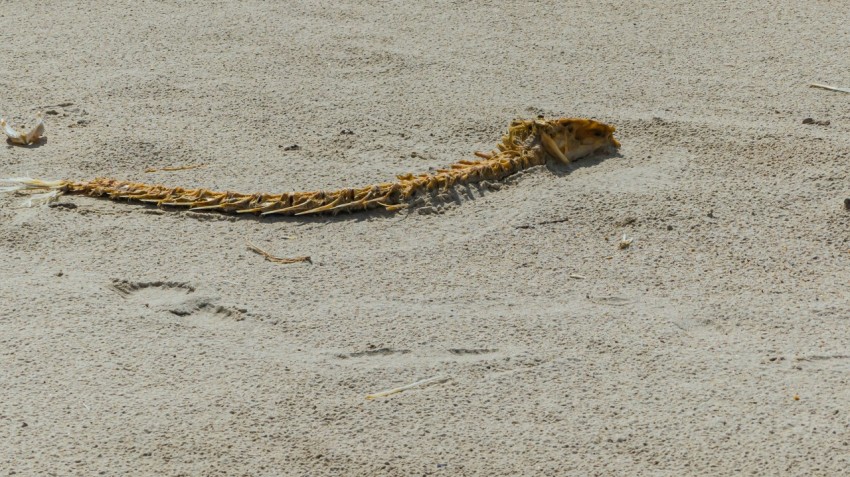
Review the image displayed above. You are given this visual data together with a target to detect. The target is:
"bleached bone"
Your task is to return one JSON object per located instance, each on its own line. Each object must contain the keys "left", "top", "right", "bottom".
{"left": 1, "top": 115, "right": 45, "bottom": 145}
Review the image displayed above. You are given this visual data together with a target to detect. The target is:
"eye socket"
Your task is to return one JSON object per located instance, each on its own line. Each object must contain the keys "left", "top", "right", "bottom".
{"left": 593, "top": 130, "right": 604, "bottom": 137}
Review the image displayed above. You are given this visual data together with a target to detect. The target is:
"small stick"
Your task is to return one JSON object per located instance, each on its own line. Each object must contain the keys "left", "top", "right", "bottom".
{"left": 366, "top": 375, "right": 450, "bottom": 400}
{"left": 144, "top": 163, "right": 206, "bottom": 173}
{"left": 246, "top": 241, "right": 311, "bottom": 264}
{"left": 569, "top": 274, "right": 586, "bottom": 279}
{"left": 810, "top": 83, "right": 850, "bottom": 94}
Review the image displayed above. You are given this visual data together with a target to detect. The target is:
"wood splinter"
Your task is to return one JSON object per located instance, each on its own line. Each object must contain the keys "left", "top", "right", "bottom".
{"left": 144, "top": 164, "right": 206, "bottom": 173}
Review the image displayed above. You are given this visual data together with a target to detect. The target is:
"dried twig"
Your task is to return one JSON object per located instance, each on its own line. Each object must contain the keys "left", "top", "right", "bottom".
{"left": 144, "top": 163, "right": 206, "bottom": 173}
{"left": 810, "top": 83, "right": 850, "bottom": 94}
{"left": 366, "top": 375, "right": 450, "bottom": 400}
{"left": 246, "top": 241, "right": 311, "bottom": 264}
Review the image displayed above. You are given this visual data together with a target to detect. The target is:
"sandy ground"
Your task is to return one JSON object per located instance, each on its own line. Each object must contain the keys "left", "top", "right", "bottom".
{"left": 2, "top": 1, "right": 850, "bottom": 475}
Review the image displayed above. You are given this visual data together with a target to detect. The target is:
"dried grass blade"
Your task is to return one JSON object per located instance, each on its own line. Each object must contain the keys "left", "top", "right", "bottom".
{"left": 366, "top": 375, "right": 450, "bottom": 400}
{"left": 246, "top": 241, "right": 311, "bottom": 264}
{"left": 810, "top": 83, "right": 850, "bottom": 94}
{"left": 145, "top": 164, "right": 206, "bottom": 173}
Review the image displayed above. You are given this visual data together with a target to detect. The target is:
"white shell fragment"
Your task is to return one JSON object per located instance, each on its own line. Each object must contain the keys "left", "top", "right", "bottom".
{"left": 1, "top": 114, "right": 45, "bottom": 145}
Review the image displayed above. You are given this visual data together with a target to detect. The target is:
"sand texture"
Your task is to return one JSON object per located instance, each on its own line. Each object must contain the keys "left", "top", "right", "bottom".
{"left": 2, "top": 1, "right": 850, "bottom": 475}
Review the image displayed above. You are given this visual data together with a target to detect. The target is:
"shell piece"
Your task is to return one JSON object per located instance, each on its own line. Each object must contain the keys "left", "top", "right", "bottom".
{"left": 1, "top": 115, "right": 45, "bottom": 145}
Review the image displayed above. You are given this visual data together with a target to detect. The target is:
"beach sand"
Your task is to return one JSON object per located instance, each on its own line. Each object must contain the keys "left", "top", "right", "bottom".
{"left": 2, "top": 1, "right": 850, "bottom": 474}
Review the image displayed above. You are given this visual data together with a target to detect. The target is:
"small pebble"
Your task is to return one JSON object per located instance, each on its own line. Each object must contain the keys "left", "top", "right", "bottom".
{"left": 417, "top": 206, "right": 438, "bottom": 215}
{"left": 48, "top": 202, "right": 77, "bottom": 209}
{"left": 802, "top": 118, "right": 830, "bottom": 126}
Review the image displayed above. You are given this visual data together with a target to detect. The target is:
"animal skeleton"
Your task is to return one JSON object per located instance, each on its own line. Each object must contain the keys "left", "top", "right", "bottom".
{"left": 1, "top": 117, "right": 619, "bottom": 215}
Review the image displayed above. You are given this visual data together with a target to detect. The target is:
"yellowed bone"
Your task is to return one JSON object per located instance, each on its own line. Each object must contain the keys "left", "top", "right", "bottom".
{"left": 0, "top": 117, "right": 619, "bottom": 214}
{"left": 540, "top": 131, "right": 570, "bottom": 164}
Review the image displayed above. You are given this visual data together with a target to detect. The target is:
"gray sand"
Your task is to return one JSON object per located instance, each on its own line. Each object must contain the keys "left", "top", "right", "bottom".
{"left": 2, "top": 1, "right": 850, "bottom": 475}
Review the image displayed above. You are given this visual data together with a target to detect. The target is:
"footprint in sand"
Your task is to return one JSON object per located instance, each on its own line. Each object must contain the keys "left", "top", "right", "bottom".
{"left": 335, "top": 348, "right": 411, "bottom": 359}
{"left": 110, "top": 279, "right": 242, "bottom": 322}
{"left": 447, "top": 348, "right": 499, "bottom": 355}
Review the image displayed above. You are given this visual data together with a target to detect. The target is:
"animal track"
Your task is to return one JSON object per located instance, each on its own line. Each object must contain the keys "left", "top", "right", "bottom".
{"left": 448, "top": 348, "right": 498, "bottom": 355}
{"left": 796, "top": 354, "right": 850, "bottom": 362}
{"left": 794, "top": 354, "right": 850, "bottom": 372}
{"left": 111, "top": 279, "right": 195, "bottom": 296}
{"left": 167, "top": 299, "right": 241, "bottom": 321}
{"left": 335, "top": 348, "right": 411, "bottom": 359}
{"left": 335, "top": 347, "right": 502, "bottom": 362}
{"left": 588, "top": 295, "right": 635, "bottom": 306}
{"left": 111, "top": 279, "right": 241, "bottom": 321}
{"left": 39, "top": 102, "right": 90, "bottom": 129}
